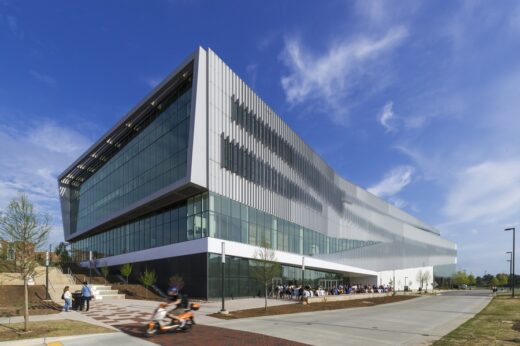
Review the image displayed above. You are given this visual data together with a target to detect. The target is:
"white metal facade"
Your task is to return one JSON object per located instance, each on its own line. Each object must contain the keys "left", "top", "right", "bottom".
{"left": 202, "top": 48, "right": 456, "bottom": 274}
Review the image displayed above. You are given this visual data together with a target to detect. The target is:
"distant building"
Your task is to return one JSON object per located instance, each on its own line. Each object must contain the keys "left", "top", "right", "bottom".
{"left": 58, "top": 48, "right": 457, "bottom": 298}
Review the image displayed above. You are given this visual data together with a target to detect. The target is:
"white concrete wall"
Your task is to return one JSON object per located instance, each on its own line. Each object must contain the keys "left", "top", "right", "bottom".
{"left": 378, "top": 266, "right": 434, "bottom": 291}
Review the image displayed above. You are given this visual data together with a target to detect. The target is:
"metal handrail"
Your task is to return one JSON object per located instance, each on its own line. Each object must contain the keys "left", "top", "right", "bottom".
{"left": 66, "top": 267, "right": 76, "bottom": 285}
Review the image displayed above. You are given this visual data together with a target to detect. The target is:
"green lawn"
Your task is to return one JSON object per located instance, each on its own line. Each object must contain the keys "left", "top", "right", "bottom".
{"left": 433, "top": 296, "right": 520, "bottom": 345}
{"left": 0, "top": 319, "right": 114, "bottom": 341}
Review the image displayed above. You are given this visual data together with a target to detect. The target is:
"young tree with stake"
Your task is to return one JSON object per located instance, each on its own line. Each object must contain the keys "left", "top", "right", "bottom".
{"left": 251, "top": 241, "right": 281, "bottom": 311}
{"left": 0, "top": 194, "right": 50, "bottom": 332}
{"left": 120, "top": 263, "right": 132, "bottom": 284}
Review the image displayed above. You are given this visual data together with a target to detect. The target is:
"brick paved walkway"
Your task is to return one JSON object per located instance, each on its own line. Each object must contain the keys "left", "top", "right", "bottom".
{"left": 118, "top": 323, "right": 309, "bottom": 346}
{"left": 82, "top": 302, "right": 151, "bottom": 326}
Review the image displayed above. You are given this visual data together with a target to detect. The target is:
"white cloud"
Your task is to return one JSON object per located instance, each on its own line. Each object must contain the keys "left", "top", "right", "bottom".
{"left": 509, "top": 4, "right": 520, "bottom": 35}
{"left": 367, "top": 165, "right": 414, "bottom": 197}
{"left": 246, "top": 64, "right": 258, "bottom": 89}
{"left": 29, "top": 70, "right": 56, "bottom": 87}
{"left": 443, "top": 160, "right": 520, "bottom": 224}
{"left": 0, "top": 121, "right": 92, "bottom": 247}
{"left": 2, "top": 15, "right": 24, "bottom": 39}
{"left": 280, "top": 26, "right": 408, "bottom": 124}
{"left": 378, "top": 101, "right": 395, "bottom": 132}
{"left": 143, "top": 77, "right": 161, "bottom": 89}
{"left": 388, "top": 197, "right": 408, "bottom": 209}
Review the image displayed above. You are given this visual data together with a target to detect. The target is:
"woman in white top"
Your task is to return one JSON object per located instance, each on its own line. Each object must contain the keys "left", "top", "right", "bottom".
{"left": 63, "top": 286, "right": 72, "bottom": 312}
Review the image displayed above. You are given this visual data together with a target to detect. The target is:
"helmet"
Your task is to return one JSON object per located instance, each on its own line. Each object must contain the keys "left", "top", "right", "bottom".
{"left": 167, "top": 286, "right": 178, "bottom": 296}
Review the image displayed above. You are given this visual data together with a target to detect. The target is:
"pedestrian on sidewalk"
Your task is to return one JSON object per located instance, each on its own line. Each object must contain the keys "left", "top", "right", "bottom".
{"left": 80, "top": 281, "right": 93, "bottom": 311}
{"left": 63, "top": 286, "right": 72, "bottom": 312}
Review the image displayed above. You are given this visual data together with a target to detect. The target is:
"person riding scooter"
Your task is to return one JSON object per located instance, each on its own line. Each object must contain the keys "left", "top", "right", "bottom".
{"left": 166, "top": 287, "right": 187, "bottom": 329}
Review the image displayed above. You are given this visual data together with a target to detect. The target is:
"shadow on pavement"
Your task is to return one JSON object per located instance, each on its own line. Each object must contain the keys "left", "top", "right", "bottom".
{"left": 116, "top": 323, "right": 308, "bottom": 346}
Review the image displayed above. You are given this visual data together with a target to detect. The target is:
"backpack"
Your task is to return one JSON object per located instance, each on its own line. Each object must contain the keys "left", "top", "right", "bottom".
{"left": 61, "top": 293, "right": 65, "bottom": 300}
{"left": 180, "top": 294, "right": 189, "bottom": 309}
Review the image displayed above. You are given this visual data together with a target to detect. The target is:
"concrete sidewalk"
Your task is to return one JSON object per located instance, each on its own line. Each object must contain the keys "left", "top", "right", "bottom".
{"left": 0, "top": 297, "right": 298, "bottom": 345}
{"left": 0, "top": 332, "right": 157, "bottom": 346}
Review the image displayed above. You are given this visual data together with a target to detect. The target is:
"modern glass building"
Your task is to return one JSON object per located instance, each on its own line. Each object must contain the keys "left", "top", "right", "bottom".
{"left": 59, "top": 48, "right": 457, "bottom": 298}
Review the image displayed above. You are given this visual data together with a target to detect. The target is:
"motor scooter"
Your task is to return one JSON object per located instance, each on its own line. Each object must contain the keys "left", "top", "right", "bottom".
{"left": 145, "top": 302, "right": 200, "bottom": 336}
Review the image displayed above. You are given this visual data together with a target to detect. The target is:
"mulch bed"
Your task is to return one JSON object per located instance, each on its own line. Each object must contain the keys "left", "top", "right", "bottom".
{"left": 209, "top": 295, "right": 417, "bottom": 319}
{"left": 114, "top": 284, "right": 166, "bottom": 301}
{"left": 117, "top": 323, "right": 308, "bottom": 346}
{"left": 0, "top": 285, "right": 61, "bottom": 317}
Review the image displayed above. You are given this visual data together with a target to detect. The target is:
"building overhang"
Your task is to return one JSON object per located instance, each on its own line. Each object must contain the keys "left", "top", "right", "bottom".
{"left": 79, "top": 237, "right": 378, "bottom": 278}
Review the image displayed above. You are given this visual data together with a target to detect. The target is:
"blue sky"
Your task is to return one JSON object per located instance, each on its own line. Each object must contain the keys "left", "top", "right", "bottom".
{"left": 1, "top": 0, "right": 519, "bottom": 276}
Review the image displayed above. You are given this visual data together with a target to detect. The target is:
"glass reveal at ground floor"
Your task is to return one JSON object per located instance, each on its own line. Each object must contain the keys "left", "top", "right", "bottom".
{"left": 107, "top": 252, "right": 354, "bottom": 299}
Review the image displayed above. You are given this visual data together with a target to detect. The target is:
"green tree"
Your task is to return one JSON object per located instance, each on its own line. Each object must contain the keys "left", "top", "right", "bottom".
{"left": 497, "top": 273, "right": 509, "bottom": 287}
{"left": 452, "top": 271, "right": 469, "bottom": 287}
{"left": 139, "top": 268, "right": 157, "bottom": 299}
{"left": 490, "top": 277, "right": 499, "bottom": 287}
{"left": 251, "top": 241, "right": 281, "bottom": 311}
{"left": 120, "top": 263, "right": 132, "bottom": 284}
{"left": 0, "top": 193, "right": 51, "bottom": 332}
{"left": 54, "top": 242, "right": 71, "bottom": 265}
{"left": 468, "top": 274, "right": 476, "bottom": 287}
{"left": 100, "top": 264, "right": 109, "bottom": 284}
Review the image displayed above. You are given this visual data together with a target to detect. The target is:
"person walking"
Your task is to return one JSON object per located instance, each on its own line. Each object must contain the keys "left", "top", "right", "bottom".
{"left": 80, "top": 281, "right": 93, "bottom": 311}
{"left": 63, "top": 286, "right": 72, "bottom": 312}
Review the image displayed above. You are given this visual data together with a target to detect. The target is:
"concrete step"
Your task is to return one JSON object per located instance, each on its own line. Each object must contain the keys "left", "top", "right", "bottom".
{"left": 95, "top": 289, "right": 119, "bottom": 295}
{"left": 90, "top": 284, "right": 125, "bottom": 300}
{"left": 95, "top": 294, "right": 126, "bottom": 300}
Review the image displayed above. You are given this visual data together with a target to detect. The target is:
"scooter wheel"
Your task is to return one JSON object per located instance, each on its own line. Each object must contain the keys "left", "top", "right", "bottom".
{"left": 145, "top": 324, "right": 158, "bottom": 336}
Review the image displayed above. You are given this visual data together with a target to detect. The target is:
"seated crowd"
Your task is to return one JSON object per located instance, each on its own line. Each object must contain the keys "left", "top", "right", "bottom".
{"left": 274, "top": 284, "right": 392, "bottom": 300}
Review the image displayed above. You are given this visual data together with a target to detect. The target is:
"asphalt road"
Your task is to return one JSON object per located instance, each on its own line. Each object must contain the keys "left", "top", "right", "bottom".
{"left": 206, "top": 290, "right": 492, "bottom": 346}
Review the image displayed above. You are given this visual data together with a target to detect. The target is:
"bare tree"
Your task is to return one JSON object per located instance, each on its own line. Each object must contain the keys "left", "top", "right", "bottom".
{"left": 0, "top": 194, "right": 50, "bottom": 331}
{"left": 416, "top": 270, "right": 424, "bottom": 291}
{"left": 421, "top": 271, "right": 432, "bottom": 293}
{"left": 251, "top": 241, "right": 281, "bottom": 311}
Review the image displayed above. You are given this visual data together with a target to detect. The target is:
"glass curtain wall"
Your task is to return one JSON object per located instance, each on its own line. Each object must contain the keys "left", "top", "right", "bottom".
{"left": 207, "top": 253, "right": 346, "bottom": 298}
{"left": 74, "top": 82, "right": 192, "bottom": 232}
{"left": 71, "top": 192, "right": 376, "bottom": 262}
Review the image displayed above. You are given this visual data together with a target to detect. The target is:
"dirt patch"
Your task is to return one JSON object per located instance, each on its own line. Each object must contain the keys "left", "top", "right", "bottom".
{"left": 0, "top": 285, "right": 61, "bottom": 317}
{"left": 209, "top": 295, "right": 417, "bottom": 319}
{"left": 0, "top": 319, "right": 114, "bottom": 341}
{"left": 0, "top": 260, "right": 17, "bottom": 273}
{"left": 117, "top": 323, "right": 308, "bottom": 345}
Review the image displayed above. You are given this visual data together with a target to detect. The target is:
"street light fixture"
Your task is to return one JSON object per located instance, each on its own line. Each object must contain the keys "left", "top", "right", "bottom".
{"left": 505, "top": 227, "right": 515, "bottom": 298}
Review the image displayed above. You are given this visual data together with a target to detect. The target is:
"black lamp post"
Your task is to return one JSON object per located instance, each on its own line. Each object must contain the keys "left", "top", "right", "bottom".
{"left": 507, "top": 251, "right": 513, "bottom": 292}
{"left": 220, "top": 242, "right": 227, "bottom": 314}
{"left": 302, "top": 256, "right": 305, "bottom": 287}
{"left": 505, "top": 228, "right": 515, "bottom": 297}
{"left": 89, "top": 250, "right": 93, "bottom": 284}
{"left": 45, "top": 244, "right": 50, "bottom": 300}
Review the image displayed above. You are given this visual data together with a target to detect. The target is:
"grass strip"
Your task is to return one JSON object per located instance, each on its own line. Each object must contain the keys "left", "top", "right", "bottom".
{"left": 0, "top": 319, "right": 114, "bottom": 341}
{"left": 433, "top": 296, "right": 520, "bottom": 345}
